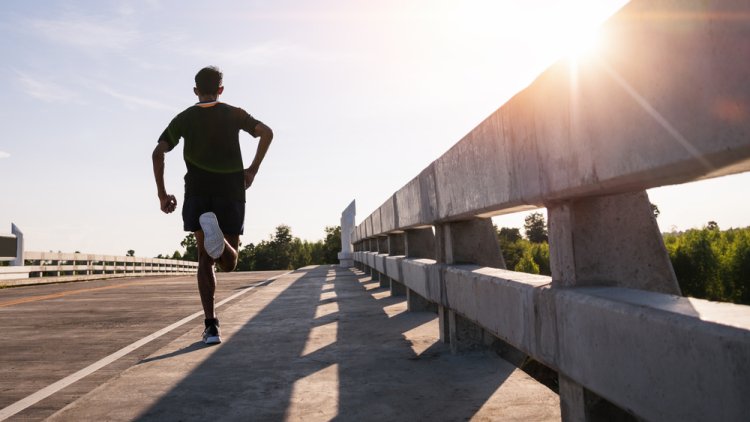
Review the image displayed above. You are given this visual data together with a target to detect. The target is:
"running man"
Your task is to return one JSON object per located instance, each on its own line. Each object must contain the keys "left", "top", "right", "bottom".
{"left": 151, "top": 66, "right": 273, "bottom": 344}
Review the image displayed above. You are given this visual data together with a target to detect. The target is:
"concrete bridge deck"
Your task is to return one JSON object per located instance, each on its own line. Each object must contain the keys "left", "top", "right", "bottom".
{"left": 1, "top": 266, "right": 559, "bottom": 421}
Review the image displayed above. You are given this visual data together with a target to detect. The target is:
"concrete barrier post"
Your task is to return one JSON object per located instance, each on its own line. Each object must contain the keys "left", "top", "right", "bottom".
{"left": 404, "top": 227, "right": 438, "bottom": 312}
{"left": 548, "top": 190, "right": 681, "bottom": 420}
{"left": 387, "top": 233, "right": 406, "bottom": 296}
{"left": 435, "top": 218, "right": 505, "bottom": 351}
{"left": 338, "top": 200, "right": 356, "bottom": 268}
{"left": 548, "top": 190, "right": 680, "bottom": 294}
{"left": 406, "top": 288, "right": 435, "bottom": 312}
{"left": 559, "top": 374, "right": 589, "bottom": 422}
{"left": 11, "top": 223, "right": 23, "bottom": 266}
{"left": 365, "top": 240, "right": 379, "bottom": 281}
{"left": 436, "top": 218, "right": 505, "bottom": 268}
{"left": 376, "top": 236, "right": 390, "bottom": 288}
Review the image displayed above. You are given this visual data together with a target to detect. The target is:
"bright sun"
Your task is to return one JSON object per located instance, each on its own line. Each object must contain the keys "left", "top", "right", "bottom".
{"left": 559, "top": 25, "right": 603, "bottom": 59}
{"left": 450, "top": 0, "right": 626, "bottom": 64}
{"left": 537, "top": 3, "right": 614, "bottom": 61}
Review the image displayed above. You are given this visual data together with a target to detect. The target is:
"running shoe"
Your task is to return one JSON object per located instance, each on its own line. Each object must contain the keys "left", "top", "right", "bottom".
{"left": 199, "top": 212, "right": 225, "bottom": 259}
{"left": 203, "top": 318, "right": 222, "bottom": 344}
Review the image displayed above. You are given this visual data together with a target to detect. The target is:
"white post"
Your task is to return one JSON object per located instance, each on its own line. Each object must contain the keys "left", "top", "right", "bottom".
{"left": 11, "top": 223, "right": 23, "bottom": 266}
{"left": 338, "top": 200, "right": 356, "bottom": 268}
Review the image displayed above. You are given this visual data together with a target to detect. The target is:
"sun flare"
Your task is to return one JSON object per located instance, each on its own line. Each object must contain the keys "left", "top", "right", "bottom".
{"left": 559, "top": 25, "right": 603, "bottom": 59}
{"left": 538, "top": 3, "right": 614, "bottom": 62}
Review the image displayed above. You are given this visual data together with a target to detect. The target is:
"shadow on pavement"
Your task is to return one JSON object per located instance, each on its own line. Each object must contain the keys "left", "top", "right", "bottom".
{"left": 134, "top": 266, "right": 514, "bottom": 421}
{"left": 137, "top": 341, "right": 205, "bottom": 365}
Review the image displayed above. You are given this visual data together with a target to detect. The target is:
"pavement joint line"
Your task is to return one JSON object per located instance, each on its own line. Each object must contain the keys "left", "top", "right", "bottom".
{"left": 0, "top": 272, "right": 289, "bottom": 421}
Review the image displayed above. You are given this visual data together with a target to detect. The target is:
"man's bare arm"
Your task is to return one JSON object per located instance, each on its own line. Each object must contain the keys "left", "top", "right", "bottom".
{"left": 245, "top": 122, "right": 273, "bottom": 189}
{"left": 152, "top": 140, "right": 177, "bottom": 213}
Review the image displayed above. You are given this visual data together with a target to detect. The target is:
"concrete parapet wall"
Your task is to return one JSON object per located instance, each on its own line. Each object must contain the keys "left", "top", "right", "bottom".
{"left": 395, "top": 165, "right": 439, "bottom": 229}
{"left": 384, "top": 256, "right": 403, "bottom": 283}
{"left": 379, "top": 197, "right": 397, "bottom": 233}
{"left": 549, "top": 287, "right": 750, "bottom": 422}
{"left": 374, "top": 254, "right": 387, "bottom": 274}
{"left": 399, "top": 259, "right": 442, "bottom": 303}
{"left": 353, "top": 255, "right": 750, "bottom": 421}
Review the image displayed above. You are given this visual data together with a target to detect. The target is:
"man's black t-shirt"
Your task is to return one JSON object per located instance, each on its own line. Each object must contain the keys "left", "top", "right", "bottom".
{"left": 159, "top": 101, "right": 261, "bottom": 202}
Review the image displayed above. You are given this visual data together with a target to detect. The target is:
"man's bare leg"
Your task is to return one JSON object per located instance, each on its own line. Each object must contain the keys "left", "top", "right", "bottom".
{"left": 195, "top": 230, "right": 217, "bottom": 319}
{"left": 216, "top": 234, "right": 240, "bottom": 273}
{"left": 194, "top": 231, "right": 240, "bottom": 319}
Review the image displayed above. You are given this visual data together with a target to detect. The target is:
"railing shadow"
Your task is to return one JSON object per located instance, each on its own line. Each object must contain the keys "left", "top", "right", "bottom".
{"left": 331, "top": 267, "right": 516, "bottom": 421}
{"left": 133, "top": 266, "right": 521, "bottom": 421}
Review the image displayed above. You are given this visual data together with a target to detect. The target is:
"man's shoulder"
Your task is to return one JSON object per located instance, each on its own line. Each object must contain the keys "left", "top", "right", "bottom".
{"left": 217, "top": 102, "right": 247, "bottom": 113}
{"left": 219, "top": 102, "right": 256, "bottom": 119}
{"left": 175, "top": 104, "right": 200, "bottom": 118}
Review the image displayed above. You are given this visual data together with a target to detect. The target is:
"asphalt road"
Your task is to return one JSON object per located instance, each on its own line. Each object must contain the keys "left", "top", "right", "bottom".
{"left": 0, "top": 271, "right": 287, "bottom": 421}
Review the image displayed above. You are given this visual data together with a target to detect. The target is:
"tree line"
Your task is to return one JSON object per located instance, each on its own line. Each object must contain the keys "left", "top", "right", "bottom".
{"left": 156, "top": 225, "right": 342, "bottom": 271}
{"left": 663, "top": 223, "right": 750, "bottom": 304}
{"left": 495, "top": 212, "right": 750, "bottom": 305}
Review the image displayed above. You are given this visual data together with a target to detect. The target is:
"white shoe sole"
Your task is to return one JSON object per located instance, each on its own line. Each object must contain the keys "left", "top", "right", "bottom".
{"left": 203, "top": 335, "right": 222, "bottom": 345}
{"left": 199, "top": 212, "right": 225, "bottom": 259}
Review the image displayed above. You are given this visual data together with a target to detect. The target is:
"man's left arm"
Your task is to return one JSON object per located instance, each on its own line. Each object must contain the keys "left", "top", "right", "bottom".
{"left": 244, "top": 122, "right": 273, "bottom": 189}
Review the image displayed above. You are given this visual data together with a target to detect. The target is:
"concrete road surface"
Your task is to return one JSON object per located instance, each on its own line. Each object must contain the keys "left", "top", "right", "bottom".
{"left": 1, "top": 266, "right": 560, "bottom": 421}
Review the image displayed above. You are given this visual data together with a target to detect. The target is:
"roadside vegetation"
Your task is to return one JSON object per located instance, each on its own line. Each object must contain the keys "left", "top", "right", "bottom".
{"left": 157, "top": 225, "right": 341, "bottom": 271}
{"left": 495, "top": 212, "right": 750, "bottom": 305}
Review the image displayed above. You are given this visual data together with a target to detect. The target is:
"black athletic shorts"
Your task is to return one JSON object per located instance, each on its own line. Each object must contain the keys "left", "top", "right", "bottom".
{"left": 182, "top": 196, "right": 245, "bottom": 235}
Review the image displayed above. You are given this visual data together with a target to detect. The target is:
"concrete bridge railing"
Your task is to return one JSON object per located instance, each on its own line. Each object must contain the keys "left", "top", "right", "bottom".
{"left": 0, "top": 226, "right": 197, "bottom": 286}
{"left": 346, "top": 0, "right": 750, "bottom": 420}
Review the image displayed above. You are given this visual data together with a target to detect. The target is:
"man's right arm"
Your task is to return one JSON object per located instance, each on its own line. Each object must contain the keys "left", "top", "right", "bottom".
{"left": 152, "top": 140, "right": 177, "bottom": 214}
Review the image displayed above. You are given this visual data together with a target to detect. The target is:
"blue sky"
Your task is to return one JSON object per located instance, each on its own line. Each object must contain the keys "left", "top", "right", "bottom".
{"left": 1, "top": 0, "right": 748, "bottom": 257}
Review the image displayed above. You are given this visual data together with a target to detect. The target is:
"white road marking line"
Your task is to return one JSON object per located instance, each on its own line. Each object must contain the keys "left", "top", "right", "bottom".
{"left": 0, "top": 274, "right": 286, "bottom": 421}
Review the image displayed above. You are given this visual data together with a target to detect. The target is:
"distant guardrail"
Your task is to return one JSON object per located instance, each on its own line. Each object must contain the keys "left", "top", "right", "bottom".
{"left": 0, "top": 251, "right": 197, "bottom": 287}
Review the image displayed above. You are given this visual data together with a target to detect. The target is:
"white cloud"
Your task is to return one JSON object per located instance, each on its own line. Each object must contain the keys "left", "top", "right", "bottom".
{"left": 98, "top": 84, "right": 174, "bottom": 111}
{"left": 15, "top": 71, "right": 79, "bottom": 103}
{"left": 30, "top": 14, "right": 139, "bottom": 50}
{"left": 0, "top": 151, "right": 10, "bottom": 159}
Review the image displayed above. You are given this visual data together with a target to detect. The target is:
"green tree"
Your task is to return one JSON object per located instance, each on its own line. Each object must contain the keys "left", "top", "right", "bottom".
{"left": 126, "top": 250, "right": 135, "bottom": 257}
{"left": 179, "top": 224, "right": 354, "bottom": 271}
{"left": 530, "top": 242, "right": 551, "bottom": 276}
{"left": 666, "top": 228, "right": 722, "bottom": 301}
{"left": 237, "top": 243, "right": 256, "bottom": 271}
{"left": 180, "top": 233, "right": 198, "bottom": 261}
{"left": 252, "top": 225, "right": 295, "bottom": 270}
{"left": 496, "top": 226, "right": 525, "bottom": 271}
{"left": 495, "top": 225, "right": 550, "bottom": 275}
{"left": 515, "top": 251, "right": 540, "bottom": 274}
{"left": 321, "top": 226, "right": 341, "bottom": 264}
{"left": 498, "top": 227, "right": 522, "bottom": 243}
{"left": 252, "top": 241, "right": 274, "bottom": 270}
{"left": 291, "top": 238, "right": 312, "bottom": 270}
{"left": 726, "top": 230, "right": 750, "bottom": 303}
{"left": 524, "top": 212, "right": 548, "bottom": 243}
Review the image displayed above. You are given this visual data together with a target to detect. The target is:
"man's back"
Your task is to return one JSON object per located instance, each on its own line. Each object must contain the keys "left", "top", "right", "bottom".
{"left": 160, "top": 101, "right": 262, "bottom": 201}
